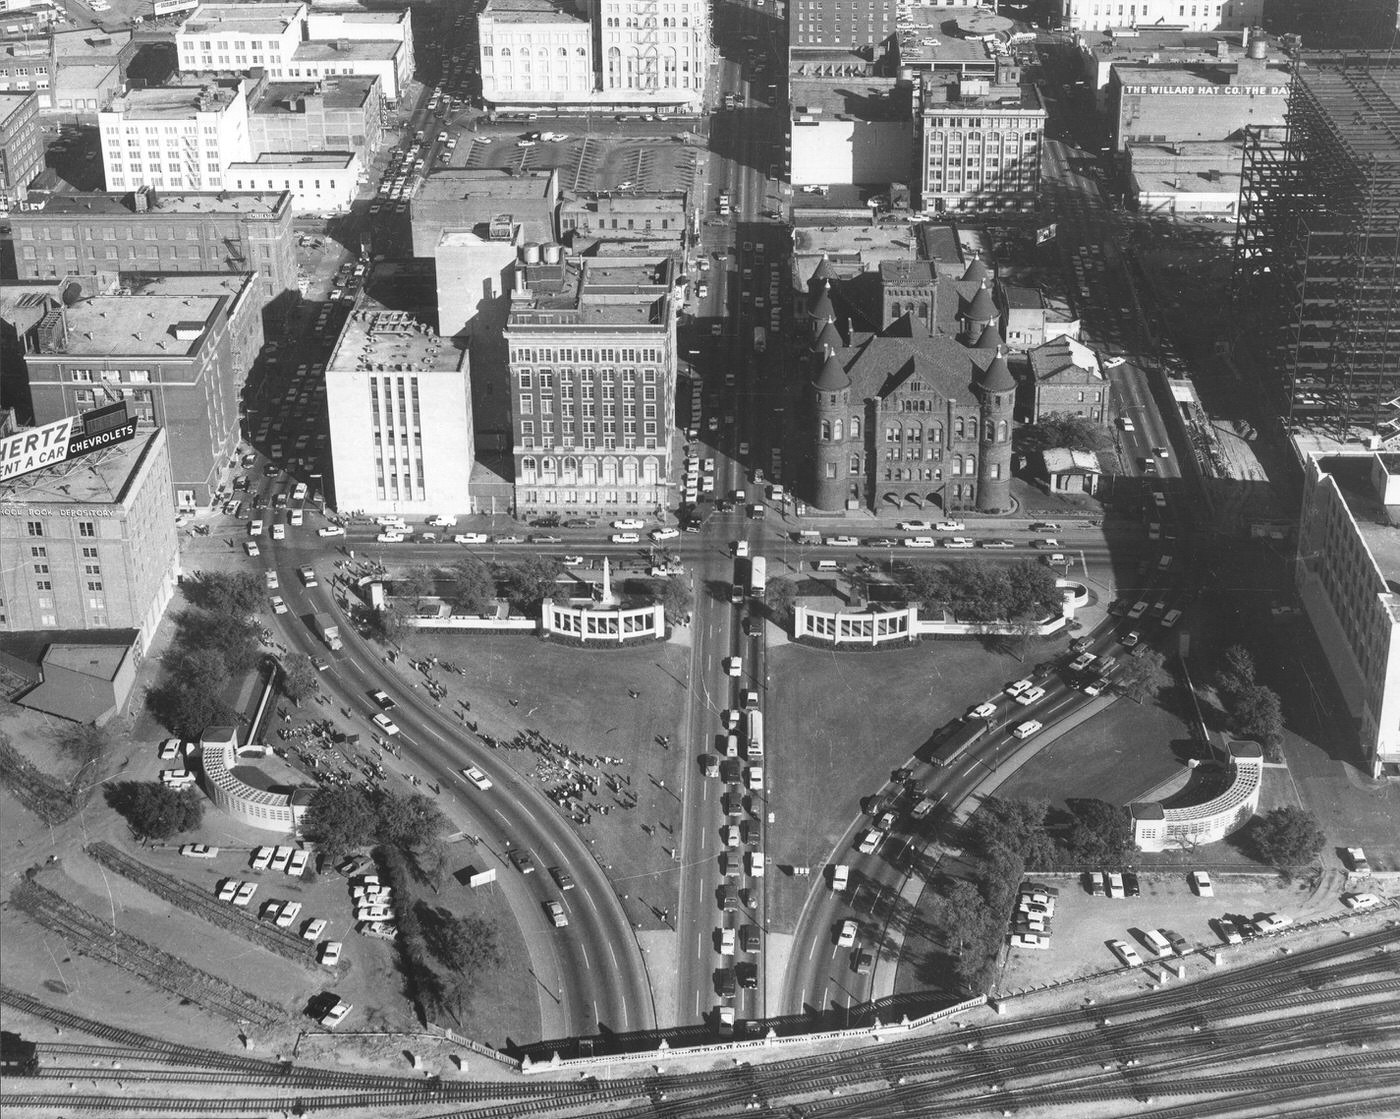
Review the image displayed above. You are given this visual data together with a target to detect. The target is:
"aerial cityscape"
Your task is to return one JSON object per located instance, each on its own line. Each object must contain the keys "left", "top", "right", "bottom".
{"left": 2, "top": 0, "right": 1400, "bottom": 1114}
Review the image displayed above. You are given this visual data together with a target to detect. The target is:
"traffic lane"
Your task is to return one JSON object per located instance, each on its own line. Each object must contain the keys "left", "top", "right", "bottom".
{"left": 269, "top": 547, "right": 648, "bottom": 1034}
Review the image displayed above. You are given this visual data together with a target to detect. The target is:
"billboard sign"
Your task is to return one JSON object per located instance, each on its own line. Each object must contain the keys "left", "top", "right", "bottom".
{"left": 0, "top": 403, "right": 137, "bottom": 483}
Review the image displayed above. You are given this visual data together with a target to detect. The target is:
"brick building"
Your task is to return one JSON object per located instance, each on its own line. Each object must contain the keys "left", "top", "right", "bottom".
{"left": 0, "top": 89, "right": 41, "bottom": 202}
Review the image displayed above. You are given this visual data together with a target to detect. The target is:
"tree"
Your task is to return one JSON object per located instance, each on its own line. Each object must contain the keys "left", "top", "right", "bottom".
{"left": 280, "top": 652, "right": 321, "bottom": 705}
{"left": 53, "top": 722, "right": 113, "bottom": 775}
{"left": 1249, "top": 806, "right": 1325, "bottom": 866}
{"left": 502, "top": 555, "right": 562, "bottom": 613}
{"left": 1014, "top": 413, "right": 1114, "bottom": 455}
{"left": 400, "top": 564, "right": 436, "bottom": 609}
{"left": 1002, "top": 559, "right": 1063, "bottom": 620}
{"left": 105, "top": 781, "right": 204, "bottom": 840}
{"left": 1063, "top": 799, "right": 1133, "bottom": 865}
{"left": 1230, "top": 682, "right": 1284, "bottom": 743}
{"left": 1216, "top": 644, "right": 1256, "bottom": 698}
{"left": 1116, "top": 648, "right": 1170, "bottom": 705}
{"left": 184, "top": 570, "right": 264, "bottom": 615}
{"left": 363, "top": 604, "right": 407, "bottom": 643}
{"left": 654, "top": 577, "right": 692, "bottom": 623}
{"left": 301, "top": 785, "right": 377, "bottom": 863}
{"left": 149, "top": 648, "right": 233, "bottom": 737}
{"left": 445, "top": 558, "right": 496, "bottom": 614}
{"left": 766, "top": 579, "right": 797, "bottom": 626}
{"left": 375, "top": 789, "right": 448, "bottom": 852}
{"left": 934, "top": 879, "right": 986, "bottom": 955}
{"left": 176, "top": 609, "right": 261, "bottom": 673}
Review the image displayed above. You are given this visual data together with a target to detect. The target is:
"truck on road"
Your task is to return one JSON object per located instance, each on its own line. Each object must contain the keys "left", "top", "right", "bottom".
{"left": 748, "top": 555, "right": 767, "bottom": 598}
{"left": 313, "top": 611, "right": 342, "bottom": 651}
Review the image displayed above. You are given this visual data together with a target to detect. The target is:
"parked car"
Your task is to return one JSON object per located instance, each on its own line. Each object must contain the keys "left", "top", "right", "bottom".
{"left": 1190, "top": 870, "right": 1214, "bottom": 897}
{"left": 1109, "top": 938, "right": 1143, "bottom": 967}
{"left": 180, "top": 844, "right": 219, "bottom": 859}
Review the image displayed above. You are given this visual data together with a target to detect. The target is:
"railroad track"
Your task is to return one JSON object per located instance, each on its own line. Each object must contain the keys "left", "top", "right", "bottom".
{"left": 85, "top": 842, "right": 314, "bottom": 963}
{"left": 8, "top": 884, "right": 284, "bottom": 1029}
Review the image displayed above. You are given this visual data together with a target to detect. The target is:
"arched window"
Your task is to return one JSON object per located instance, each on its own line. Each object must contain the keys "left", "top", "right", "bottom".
{"left": 540, "top": 456, "right": 557, "bottom": 478}
{"left": 967, "top": 454, "right": 976, "bottom": 475}
{"left": 562, "top": 456, "right": 578, "bottom": 479}
{"left": 885, "top": 425, "right": 898, "bottom": 442}
{"left": 622, "top": 458, "right": 638, "bottom": 484}
{"left": 581, "top": 458, "right": 597, "bottom": 483}
{"left": 906, "top": 423, "right": 921, "bottom": 441}
{"left": 985, "top": 419, "right": 995, "bottom": 440}
{"left": 850, "top": 417, "right": 861, "bottom": 439}
{"left": 932, "top": 422, "right": 943, "bottom": 443}
{"left": 642, "top": 457, "right": 658, "bottom": 484}
{"left": 954, "top": 417, "right": 965, "bottom": 438}
{"left": 891, "top": 301, "right": 902, "bottom": 318}
{"left": 951, "top": 456, "right": 962, "bottom": 476}
{"left": 520, "top": 456, "right": 537, "bottom": 481}
{"left": 601, "top": 456, "right": 618, "bottom": 484}
{"left": 557, "top": 47, "right": 567, "bottom": 56}
{"left": 850, "top": 454, "right": 861, "bottom": 473}
{"left": 997, "top": 420, "right": 1008, "bottom": 441}
{"left": 500, "top": 46, "right": 511, "bottom": 56}
{"left": 821, "top": 420, "right": 832, "bottom": 440}
{"left": 833, "top": 420, "right": 843, "bottom": 440}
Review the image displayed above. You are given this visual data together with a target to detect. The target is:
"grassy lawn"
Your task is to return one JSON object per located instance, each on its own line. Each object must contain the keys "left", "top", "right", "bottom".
{"left": 763, "top": 636, "right": 1049, "bottom": 934}
{"left": 388, "top": 632, "right": 691, "bottom": 929}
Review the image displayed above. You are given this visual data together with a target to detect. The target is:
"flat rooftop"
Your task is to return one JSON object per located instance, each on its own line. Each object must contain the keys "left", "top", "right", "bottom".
{"left": 43, "top": 275, "right": 249, "bottom": 358}
{"left": 790, "top": 79, "right": 910, "bottom": 122}
{"left": 481, "top": 0, "right": 589, "bottom": 25}
{"left": 310, "top": 9, "right": 406, "bottom": 25}
{"left": 561, "top": 191, "right": 688, "bottom": 215}
{"left": 294, "top": 39, "right": 399, "bottom": 62}
{"left": 1112, "top": 62, "right": 1290, "bottom": 90}
{"left": 3, "top": 427, "right": 162, "bottom": 505}
{"left": 896, "top": 6, "right": 1013, "bottom": 66}
{"left": 329, "top": 261, "right": 462, "bottom": 374}
{"left": 1294, "top": 62, "right": 1400, "bottom": 166}
{"left": 229, "top": 151, "right": 357, "bottom": 168}
{"left": 181, "top": 3, "right": 304, "bottom": 35}
{"left": 921, "top": 78, "right": 1042, "bottom": 111}
{"left": 1087, "top": 28, "right": 1286, "bottom": 63}
{"left": 107, "top": 82, "right": 242, "bottom": 118}
{"left": 510, "top": 256, "right": 675, "bottom": 327}
{"left": 52, "top": 28, "right": 131, "bottom": 59}
{"left": 0, "top": 91, "right": 33, "bottom": 130}
{"left": 252, "top": 76, "right": 378, "bottom": 112}
{"left": 1317, "top": 453, "right": 1400, "bottom": 587}
{"left": 22, "top": 189, "right": 289, "bottom": 217}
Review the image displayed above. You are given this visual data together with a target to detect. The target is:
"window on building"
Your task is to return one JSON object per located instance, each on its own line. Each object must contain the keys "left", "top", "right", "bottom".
{"left": 26, "top": 521, "right": 43, "bottom": 537}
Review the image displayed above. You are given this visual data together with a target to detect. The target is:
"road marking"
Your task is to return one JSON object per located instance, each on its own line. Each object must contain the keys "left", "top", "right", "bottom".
{"left": 580, "top": 942, "right": 590, "bottom": 966}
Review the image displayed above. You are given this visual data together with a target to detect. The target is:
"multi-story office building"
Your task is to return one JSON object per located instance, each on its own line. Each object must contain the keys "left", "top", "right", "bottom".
{"left": 225, "top": 149, "right": 361, "bottom": 213}
{"left": 177, "top": 3, "right": 413, "bottom": 103}
{"left": 9, "top": 188, "right": 295, "bottom": 304}
{"left": 246, "top": 73, "right": 382, "bottom": 154}
{"left": 789, "top": 80, "right": 913, "bottom": 188}
{"left": 918, "top": 61, "right": 1045, "bottom": 215}
{"left": 325, "top": 261, "right": 475, "bottom": 516}
{"left": 50, "top": 26, "right": 137, "bottom": 119}
{"left": 98, "top": 77, "right": 252, "bottom": 193}
{"left": 1234, "top": 54, "right": 1400, "bottom": 433}
{"left": 557, "top": 189, "right": 690, "bottom": 248}
{"left": 478, "top": 0, "right": 707, "bottom": 111}
{"left": 0, "top": 89, "right": 41, "bottom": 202}
{"left": 19, "top": 272, "right": 262, "bottom": 509}
{"left": 507, "top": 250, "right": 678, "bottom": 517}
{"left": 0, "top": 28, "right": 54, "bottom": 103}
{"left": 788, "top": 0, "right": 898, "bottom": 55}
{"left": 1296, "top": 451, "right": 1400, "bottom": 778}
{"left": 478, "top": 0, "right": 594, "bottom": 107}
{"left": 1058, "top": 0, "right": 1262, "bottom": 32}
{"left": 0, "top": 425, "right": 177, "bottom": 649}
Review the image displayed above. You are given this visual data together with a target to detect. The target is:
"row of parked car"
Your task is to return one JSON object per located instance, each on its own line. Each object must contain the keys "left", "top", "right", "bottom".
{"left": 1010, "top": 881, "right": 1060, "bottom": 950}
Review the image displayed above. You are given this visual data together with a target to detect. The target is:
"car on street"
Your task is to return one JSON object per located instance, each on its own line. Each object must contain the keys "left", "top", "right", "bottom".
{"left": 377, "top": 532, "right": 405, "bottom": 543}
{"left": 944, "top": 537, "right": 976, "bottom": 549}
{"left": 371, "top": 714, "right": 400, "bottom": 736}
{"left": 896, "top": 520, "right": 931, "bottom": 532}
{"left": 863, "top": 537, "right": 898, "bottom": 547}
{"left": 549, "top": 866, "right": 575, "bottom": 891}
{"left": 318, "top": 526, "right": 346, "bottom": 537}
{"left": 747, "top": 852, "right": 765, "bottom": 877}
{"left": 857, "top": 828, "right": 884, "bottom": 854}
{"left": 462, "top": 766, "right": 492, "bottom": 790}
{"left": 719, "top": 927, "right": 736, "bottom": 954}
{"left": 746, "top": 765, "right": 764, "bottom": 790}
{"left": 1103, "top": 356, "right": 1127, "bottom": 368}
{"left": 1118, "top": 416, "right": 1136, "bottom": 431}
{"left": 723, "top": 656, "right": 743, "bottom": 676}
{"left": 180, "top": 844, "right": 218, "bottom": 858}
{"left": 1014, "top": 685, "right": 1046, "bottom": 706}
{"left": 1012, "top": 720, "right": 1043, "bottom": 739}
{"left": 837, "top": 919, "right": 858, "bottom": 948}
{"left": 1120, "top": 630, "right": 1141, "bottom": 648}
{"left": 544, "top": 900, "right": 569, "bottom": 927}
{"left": 611, "top": 532, "right": 641, "bottom": 544}
{"left": 1005, "top": 678, "right": 1033, "bottom": 698}
{"left": 724, "top": 824, "right": 741, "bottom": 849}
{"left": 902, "top": 536, "right": 938, "bottom": 549}
{"left": 509, "top": 849, "right": 536, "bottom": 874}
{"left": 935, "top": 520, "right": 965, "bottom": 532}
{"left": 612, "top": 519, "right": 645, "bottom": 530}
{"left": 1190, "top": 870, "right": 1214, "bottom": 897}
{"left": 1109, "top": 938, "right": 1143, "bottom": 967}
{"left": 717, "top": 1005, "right": 736, "bottom": 1038}
{"left": 854, "top": 948, "right": 875, "bottom": 973}
{"left": 826, "top": 535, "right": 860, "bottom": 547}
{"left": 454, "top": 533, "right": 489, "bottom": 544}
{"left": 299, "top": 565, "right": 317, "bottom": 587}
{"left": 369, "top": 689, "right": 396, "bottom": 710}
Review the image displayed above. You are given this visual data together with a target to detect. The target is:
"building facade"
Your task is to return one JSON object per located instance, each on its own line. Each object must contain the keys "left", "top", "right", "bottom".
{"left": 1295, "top": 452, "right": 1400, "bottom": 779}
{"left": 98, "top": 77, "right": 252, "bottom": 193}
{"left": 0, "top": 29, "right": 53, "bottom": 104}
{"left": 0, "top": 425, "right": 177, "bottom": 649}
{"left": 1029, "top": 335, "right": 1106, "bottom": 423}
{"left": 790, "top": 79, "right": 913, "bottom": 188}
{"left": 0, "top": 88, "right": 41, "bottom": 201}
{"left": 595, "top": 0, "right": 707, "bottom": 108}
{"left": 225, "top": 149, "right": 360, "bottom": 212}
{"left": 508, "top": 250, "right": 678, "bottom": 517}
{"left": 247, "top": 74, "right": 382, "bottom": 155}
{"left": 557, "top": 189, "right": 690, "bottom": 248}
{"left": 9, "top": 188, "right": 296, "bottom": 304}
{"left": 20, "top": 273, "right": 263, "bottom": 509}
{"left": 479, "top": 0, "right": 594, "bottom": 107}
{"left": 918, "top": 64, "right": 1045, "bottom": 215}
{"left": 1059, "top": 0, "right": 1262, "bottom": 32}
{"left": 324, "top": 261, "right": 476, "bottom": 516}
{"left": 1108, "top": 52, "right": 1289, "bottom": 151}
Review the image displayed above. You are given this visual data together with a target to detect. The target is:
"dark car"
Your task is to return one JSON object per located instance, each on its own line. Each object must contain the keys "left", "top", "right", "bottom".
{"left": 494, "top": 534, "right": 524, "bottom": 544}
{"left": 508, "top": 849, "right": 535, "bottom": 874}
{"left": 529, "top": 516, "right": 562, "bottom": 528}
{"left": 1123, "top": 871, "right": 1141, "bottom": 897}
{"left": 854, "top": 949, "right": 874, "bottom": 975}
{"left": 562, "top": 518, "right": 592, "bottom": 528}
{"left": 528, "top": 533, "right": 562, "bottom": 543}
{"left": 863, "top": 537, "right": 899, "bottom": 547}
{"left": 1070, "top": 636, "right": 1094, "bottom": 653}
{"left": 740, "top": 886, "right": 757, "bottom": 909}
{"left": 743, "top": 617, "right": 762, "bottom": 637}
{"left": 736, "top": 962, "right": 758, "bottom": 989}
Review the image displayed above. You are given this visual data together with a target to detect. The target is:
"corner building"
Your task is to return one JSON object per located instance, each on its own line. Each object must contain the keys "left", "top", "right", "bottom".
{"left": 508, "top": 249, "right": 678, "bottom": 517}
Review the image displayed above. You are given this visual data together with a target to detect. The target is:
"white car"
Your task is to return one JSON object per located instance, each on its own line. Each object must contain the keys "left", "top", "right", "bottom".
{"left": 233, "top": 881, "right": 258, "bottom": 907}
{"left": 271, "top": 524, "right": 286, "bottom": 541}
{"left": 1342, "top": 892, "right": 1382, "bottom": 910}
{"left": 244, "top": 541, "right": 260, "bottom": 557}
{"left": 180, "top": 844, "right": 219, "bottom": 859}
{"left": 302, "top": 918, "right": 328, "bottom": 941}
{"left": 747, "top": 852, "right": 765, "bottom": 877}
{"left": 1190, "top": 870, "right": 1214, "bottom": 897}
{"left": 723, "top": 656, "right": 743, "bottom": 677}
{"left": 896, "top": 520, "right": 931, "bottom": 532}
{"left": 159, "top": 738, "right": 182, "bottom": 760}
{"left": 746, "top": 765, "right": 764, "bottom": 791}
{"left": 837, "top": 919, "right": 858, "bottom": 948}
{"left": 376, "top": 532, "right": 405, "bottom": 543}
{"left": 1015, "top": 685, "right": 1046, "bottom": 706}
{"left": 649, "top": 527, "right": 681, "bottom": 541}
{"left": 357, "top": 904, "right": 396, "bottom": 922}
{"left": 249, "top": 520, "right": 264, "bottom": 537}
{"left": 271, "top": 846, "right": 293, "bottom": 872}
{"left": 320, "top": 999, "right": 353, "bottom": 1028}
{"left": 287, "top": 849, "right": 310, "bottom": 877}
{"left": 1109, "top": 938, "right": 1143, "bottom": 967}
{"left": 251, "top": 846, "right": 273, "bottom": 871}
{"left": 611, "top": 532, "right": 641, "bottom": 544}
{"left": 944, "top": 537, "right": 975, "bottom": 549}
{"left": 935, "top": 521, "right": 965, "bottom": 532}
{"left": 1119, "top": 416, "right": 1136, "bottom": 432}
{"left": 1012, "top": 932, "right": 1051, "bottom": 950}
{"left": 265, "top": 571, "right": 279, "bottom": 589}
{"left": 318, "top": 526, "right": 346, "bottom": 537}
{"left": 1012, "top": 720, "right": 1043, "bottom": 739}
{"left": 319, "top": 941, "right": 343, "bottom": 966}
{"left": 1103, "top": 355, "right": 1127, "bottom": 368}
{"left": 612, "top": 519, "right": 645, "bottom": 530}
{"left": 428, "top": 515, "right": 457, "bottom": 527}
{"left": 858, "top": 828, "right": 884, "bottom": 854}
{"left": 454, "top": 533, "right": 489, "bottom": 544}
{"left": 1005, "top": 678, "right": 1033, "bottom": 698}
{"left": 826, "top": 536, "right": 860, "bottom": 547}
{"left": 720, "top": 927, "right": 736, "bottom": 955}
{"left": 545, "top": 900, "right": 569, "bottom": 928}
{"left": 371, "top": 713, "right": 400, "bottom": 736}
{"left": 216, "top": 878, "right": 240, "bottom": 902}
{"left": 462, "top": 766, "right": 493, "bottom": 790}
{"left": 270, "top": 596, "right": 287, "bottom": 614}
{"left": 902, "top": 537, "right": 938, "bottom": 549}
{"left": 724, "top": 824, "right": 741, "bottom": 849}
{"left": 969, "top": 701, "right": 997, "bottom": 720}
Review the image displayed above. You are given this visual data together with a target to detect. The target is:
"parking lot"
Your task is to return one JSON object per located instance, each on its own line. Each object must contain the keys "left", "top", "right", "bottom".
{"left": 995, "top": 869, "right": 1378, "bottom": 991}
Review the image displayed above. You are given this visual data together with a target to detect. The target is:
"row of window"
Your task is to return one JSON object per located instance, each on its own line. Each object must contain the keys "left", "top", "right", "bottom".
{"left": 520, "top": 436, "right": 659, "bottom": 451}
{"left": 518, "top": 368, "right": 660, "bottom": 388}
{"left": 519, "top": 454, "right": 661, "bottom": 484}
{"left": 25, "top": 523, "right": 99, "bottom": 538}
{"left": 20, "top": 225, "right": 242, "bottom": 241}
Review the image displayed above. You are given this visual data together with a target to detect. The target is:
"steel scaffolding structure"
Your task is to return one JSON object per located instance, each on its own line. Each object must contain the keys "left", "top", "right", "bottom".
{"left": 1233, "top": 54, "right": 1400, "bottom": 440}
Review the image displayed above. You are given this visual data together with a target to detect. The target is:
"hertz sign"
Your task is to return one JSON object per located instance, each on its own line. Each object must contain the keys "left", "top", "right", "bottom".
{"left": 0, "top": 403, "right": 139, "bottom": 483}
